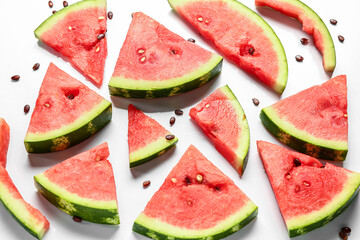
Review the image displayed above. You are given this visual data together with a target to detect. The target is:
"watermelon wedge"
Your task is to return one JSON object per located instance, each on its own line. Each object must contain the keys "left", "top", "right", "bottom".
{"left": 34, "top": 0, "right": 107, "bottom": 86}
{"left": 0, "top": 118, "right": 10, "bottom": 168}
{"left": 108, "top": 12, "right": 223, "bottom": 98}
{"left": 260, "top": 75, "right": 347, "bottom": 161}
{"left": 128, "top": 104, "right": 178, "bottom": 167}
{"left": 133, "top": 145, "right": 258, "bottom": 239}
{"left": 34, "top": 142, "right": 120, "bottom": 224}
{"left": 255, "top": 0, "right": 336, "bottom": 72}
{"left": 24, "top": 63, "right": 112, "bottom": 153}
{"left": 189, "top": 85, "right": 250, "bottom": 176}
{"left": 168, "top": 0, "right": 288, "bottom": 94}
{"left": 257, "top": 141, "right": 360, "bottom": 237}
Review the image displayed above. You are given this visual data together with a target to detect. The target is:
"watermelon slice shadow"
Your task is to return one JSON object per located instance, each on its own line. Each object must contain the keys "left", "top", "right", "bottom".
{"left": 0, "top": 206, "right": 36, "bottom": 239}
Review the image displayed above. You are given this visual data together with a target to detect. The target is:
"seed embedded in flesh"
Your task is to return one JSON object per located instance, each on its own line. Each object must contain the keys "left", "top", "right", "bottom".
{"left": 171, "top": 178, "right": 177, "bottom": 183}
{"left": 341, "top": 227, "right": 351, "bottom": 235}
{"left": 11, "top": 75, "right": 20, "bottom": 81}
{"left": 108, "top": 11, "right": 113, "bottom": 19}
{"left": 303, "top": 181, "right": 310, "bottom": 187}
{"left": 175, "top": 109, "right": 183, "bottom": 115}
{"left": 24, "top": 105, "right": 30, "bottom": 113}
{"left": 252, "top": 98, "right": 260, "bottom": 106}
{"left": 140, "top": 56, "right": 146, "bottom": 62}
{"left": 32, "top": 63, "right": 40, "bottom": 70}
{"left": 185, "top": 177, "right": 191, "bottom": 185}
{"left": 196, "top": 174, "right": 203, "bottom": 184}
{"left": 285, "top": 173, "right": 291, "bottom": 180}
{"left": 165, "top": 134, "right": 175, "bottom": 140}
{"left": 187, "top": 200, "right": 193, "bottom": 206}
{"left": 187, "top": 38, "right": 195, "bottom": 43}
{"left": 330, "top": 19, "right": 338, "bottom": 25}
{"left": 67, "top": 94, "right": 74, "bottom": 100}
{"left": 197, "top": 17, "right": 203, "bottom": 22}
{"left": 138, "top": 49, "right": 145, "bottom": 54}
{"left": 205, "top": 104, "right": 210, "bottom": 108}
{"left": 248, "top": 47, "right": 255, "bottom": 55}
{"left": 72, "top": 216, "right": 82, "bottom": 222}
{"left": 293, "top": 158, "right": 301, "bottom": 167}
{"left": 338, "top": 35, "right": 345, "bottom": 42}
{"left": 300, "top": 38, "right": 309, "bottom": 45}
{"left": 295, "top": 55, "right": 304, "bottom": 62}
{"left": 97, "top": 34, "right": 105, "bottom": 40}
{"left": 44, "top": 103, "right": 50, "bottom": 108}
{"left": 143, "top": 180, "right": 151, "bottom": 188}
{"left": 63, "top": 1, "right": 68, "bottom": 7}
{"left": 169, "top": 117, "right": 175, "bottom": 125}
{"left": 95, "top": 47, "right": 100, "bottom": 52}
{"left": 48, "top": 1, "right": 53, "bottom": 8}
{"left": 215, "top": 186, "right": 221, "bottom": 191}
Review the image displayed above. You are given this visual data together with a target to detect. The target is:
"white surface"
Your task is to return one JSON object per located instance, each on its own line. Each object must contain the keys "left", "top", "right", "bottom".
{"left": 0, "top": 0, "right": 359, "bottom": 239}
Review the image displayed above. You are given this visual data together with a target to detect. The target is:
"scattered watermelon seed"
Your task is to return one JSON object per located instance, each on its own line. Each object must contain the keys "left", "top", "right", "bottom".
{"left": 138, "top": 49, "right": 145, "bottom": 54}
{"left": 52, "top": 10, "right": 57, "bottom": 14}
{"left": 187, "top": 38, "right": 196, "bottom": 43}
{"left": 175, "top": 109, "right": 183, "bottom": 115}
{"left": 293, "top": 158, "right": 301, "bottom": 167}
{"left": 24, "top": 105, "right": 30, "bottom": 114}
{"left": 170, "top": 117, "right": 175, "bottom": 125}
{"left": 300, "top": 38, "right": 309, "bottom": 45}
{"left": 341, "top": 227, "right": 351, "bottom": 235}
{"left": 44, "top": 103, "right": 50, "bottom": 108}
{"left": 215, "top": 186, "right": 221, "bottom": 191}
{"left": 197, "top": 17, "right": 203, "bottom": 22}
{"left": 339, "top": 231, "right": 348, "bottom": 240}
{"left": 11, "top": 75, "right": 20, "bottom": 81}
{"left": 165, "top": 134, "right": 175, "bottom": 140}
{"left": 48, "top": 1, "right": 53, "bottom": 8}
{"left": 252, "top": 98, "right": 260, "bottom": 106}
{"left": 248, "top": 47, "right": 255, "bottom": 55}
{"left": 171, "top": 178, "right": 177, "bottom": 183}
{"left": 32, "top": 63, "right": 40, "bottom": 70}
{"left": 108, "top": 11, "right": 113, "bottom": 19}
{"left": 143, "top": 180, "right": 151, "bottom": 188}
{"left": 95, "top": 47, "right": 100, "bottom": 52}
{"left": 185, "top": 177, "right": 191, "bottom": 185}
{"left": 295, "top": 55, "right": 304, "bottom": 62}
{"left": 338, "top": 35, "right": 345, "bottom": 42}
{"left": 330, "top": 19, "right": 338, "bottom": 25}
{"left": 72, "top": 216, "right": 82, "bottom": 222}
{"left": 140, "top": 56, "right": 146, "bottom": 62}
{"left": 196, "top": 174, "right": 203, "bottom": 184}
{"left": 97, "top": 34, "right": 105, "bottom": 40}
{"left": 63, "top": 1, "right": 68, "bottom": 7}
{"left": 303, "top": 181, "right": 310, "bottom": 187}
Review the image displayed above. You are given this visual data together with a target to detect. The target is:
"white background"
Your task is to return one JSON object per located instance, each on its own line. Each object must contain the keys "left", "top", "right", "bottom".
{"left": 0, "top": 0, "right": 359, "bottom": 239}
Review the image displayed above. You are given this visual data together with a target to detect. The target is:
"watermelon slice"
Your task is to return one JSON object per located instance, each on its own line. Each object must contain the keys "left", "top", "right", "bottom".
{"left": 189, "top": 85, "right": 250, "bottom": 176}
{"left": 257, "top": 141, "right": 360, "bottom": 237}
{"left": 168, "top": 0, "right": 288, "bottom": 94}
{"left": 34, "top": 142, "right": 119, "bottom": 224}
{"left": 24, "top": 63, "right": 112, "bottom": 153}
{"left": 0, "top": 118, "right": 10, "bottom": 168}
{"left": 108, "top": 12, "right": 223, "bottom": 98}
{"left": 128, "top": 104, "right": 178, "bottom": 167}
{"left": 34, "top": 0, "right": 107, "bottom": 86}
{"left": 260, "top": 75, "right": 347, "bottom": 161}
{"left": 133, "top": 145, "right": 258, "bottom": 239}
{"left": 255, "top": 0, "right": 336, "bottom": 72}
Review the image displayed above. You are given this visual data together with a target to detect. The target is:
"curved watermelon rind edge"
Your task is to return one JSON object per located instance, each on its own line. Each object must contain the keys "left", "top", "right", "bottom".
{"left": 133, "top": 201, "right": 258, "bottom": 239}
{"left": 109, "top": 56, "right": 223, "bottom": 98}
{"left": 34, "top": 0, "right": 107, "bottom": 39}
{"left": 260, "top": 107, "right": 347, "bottom": 161}
{"left": 130, "top": 136, "right": 178, "bottom": 168}
{"left": 286, "top": 172, "right": 360, "bottom": 237}
{"left": 24, "top": 100, "right": 112, "bottom": 153}
{"left": 168, "top": 0, "right": 288, "bottom": 95}
{"left": 34, "top": 174, "right": 120, "bottom": 225}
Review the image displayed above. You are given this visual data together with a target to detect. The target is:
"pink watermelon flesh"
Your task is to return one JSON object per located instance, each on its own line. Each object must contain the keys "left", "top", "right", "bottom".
{"left": 26, "top": 63, "right": 105, "bottom": 135}
{"left": 170, "top": 0, "right": 287, "bottom": 93}
{"left": 189, "top": 85, "right": 249, "bottom": 176}
{"left": 0, "top": 118, "right": 10, "bottom": 168}
{"left": 43, "top": 142, "right": 116, "bottom": 201}
{"left": 272, "top": 75, "right": 347, "bottom": 142}
{"left": 36, "top": 2, "right": 107, "bottom": 86}
{"left": 112, "top": 12, "right": 214, "bottom": 81}
{"left": 142, "top": 145, "right": 253, "bottom": 229}
{"left": 0, "top": 165, "right": 49, "bottom": 238}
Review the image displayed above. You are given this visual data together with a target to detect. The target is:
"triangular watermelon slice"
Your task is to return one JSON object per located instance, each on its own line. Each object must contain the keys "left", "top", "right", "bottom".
{"left": 255, "top": 0, "right": 336, "bottom": 72}
{"left": 189, "top": 85, "right": 250, "bottom": 176}
{"left": 34, "top": 0, "right": 107, "bottom": 86}
{"left": 260, "top": 75, "right": 347, "bottom": 161}
{"left": 34, "top": 142, "right": 120, "bottom": 224}
{"left": 133, "top": 145, "right": 258, "bottom": 239}
{"left": 24, "top": 63, "right": 112, "bottom": 153}
{"left": 0, "top": 118, "right": 10, "bottom": 168}
{"left": 257, "top": 141, "right": 360, "bottom": 237}
{"left": 108, "top": 12, "right": 223, "bottom": 98}
{"left": 128, "top": 104, "right": 178, "bottom": 167}
{"left": 168, "top": 0, "right": 288, "bottom": 94}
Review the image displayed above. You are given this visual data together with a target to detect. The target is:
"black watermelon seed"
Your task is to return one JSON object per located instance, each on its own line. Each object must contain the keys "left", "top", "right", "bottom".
{"left": 97, "top": 34, "right": 105, "bottom": 40}
{"left": 32, "top": 63, "right": 40, "bottom": 70}
{"left": 185, "top": 177, "right": 191, "bottom": 185}
{"left": 293, "top": 158, "right": 301, "bottom": 167}
{"left": 72, "top": 216, "right": 82, "bottom": 222}
{"left": 170, "top": 117, "right": 176, "bottom": 125}
{"left": 52, "top": 10, "right": 57, "bottom": 14}
{"left": 215, "top": 186, "right": 221, "bottom": 191}
{"left": 143, "top": 180, "right": 151, "bottom": 188}
{"left": 252, "top": 98, "right": 260, "bottom": 106}
{"left": 330, "top": 19, "right": 338, "bottom": 25}
{"left": 24, "top": 105, "right": 30, "bottom": 114}
{"left": 175, "top": 109, "right": 183, "bottom": 115}
{"left": 187, "top": 38, "right": 196, "bottom": 43}
{"left": 48, "top": 1, "right": 53, "bottom": 8}
{"left": 295, "top": 55, "right": 304, "bottom": 62}
{"left": 341, "top": 226, "right": 351, "bottom": 235}
{"left": 300, "top": 38, "right": 309, "bottom": 45}
{"left": 248, "top": 47, "right": 255, "bottom": 55}
{"left": 338, "top": 35, "right": 345, "bottom": 42}
{"left": 11, "top": 75, "right": 20, "bottom": 81}
{"left": 67, "top": 94, "right": 74, "bottom": 100}
{"left": 108, "top": 11, "right": 113, "bottom": 19}
{"left": 63, "top": 1, "right": 68, "bottom": 7}
{"left": 165, "top": 134, "right": 175, "bottom": 140}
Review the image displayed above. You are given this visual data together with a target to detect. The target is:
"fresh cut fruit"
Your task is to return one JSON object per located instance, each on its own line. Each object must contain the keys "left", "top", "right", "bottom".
{"left": 24, "top": 63, "right": 112, "bottom": 153}
{"left": 128, "top": 104, "right": 178, "bottom": 167}
{"left": 190, "top": 85, "right": 250, "bottom": 176}
{"left": 257, "top": 141, "right": 360, "bottom": 237}
{"left": 34, "top": 142, "right": 120, "bottom": 224}
{"left": 260, "top": 75, "right": 347, "bottom": 161}
{"left": 168, "top": 0, "right": 288, "bottom": 94}
{"left": 0, "top": 118, "right": 10, "bottom": 168}
{"left": 109, "top": 12, "right": 223, "bottom": 98}
{"left": 133, "top": 145, "right": 258, "bottom": 239}
{"left": 34, "top": 0, "right": 107, "bottom": 86}
{"left": 256, "top": 0, "right": 336, "bottom": 72}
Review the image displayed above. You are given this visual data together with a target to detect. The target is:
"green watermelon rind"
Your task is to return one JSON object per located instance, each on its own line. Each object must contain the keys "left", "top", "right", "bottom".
{"left": 130, "top": 136, "right": 179, "bottom": 168}
{"left": 286, "top": 172, "right": 360, "bottom": 237}
{"left": 34, "top": 0, "right": 106, "bottom": 39}
{"left": 260, "top": 106, "right": 347, "bottom": 161}
{"left": 0, "top": 183, "right": 48, "bottom": 239}
{"left": 168, "top": 0, "right": 288, "bottom": 94}
{"left": 109, "top": 55, "right": 223, "bottom": 98}
{"left": 24, "top": 100, "right": 112, "bottom": 153}
{"left": 256, "top": 0, "right": 336, "bottom": 72}
{"left": 133, "top": 201, "right": 258, "bottom": 239}
{"left": 34, "top": 173, "right": 120, "bottom": 225}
